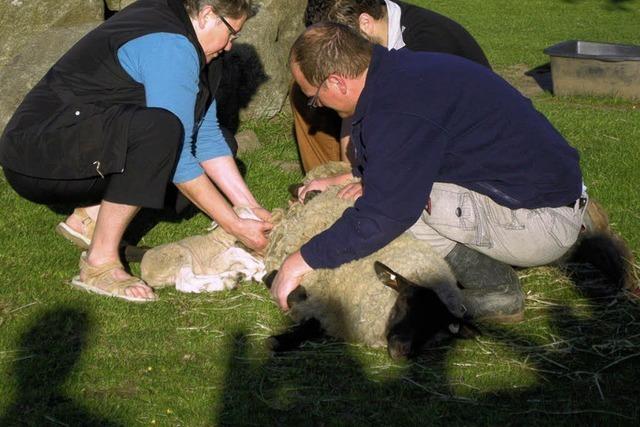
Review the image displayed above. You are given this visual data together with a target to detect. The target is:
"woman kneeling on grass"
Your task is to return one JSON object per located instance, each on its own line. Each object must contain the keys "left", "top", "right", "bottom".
{"left": 0, "top": 0, "right": 272, "bottom": 302}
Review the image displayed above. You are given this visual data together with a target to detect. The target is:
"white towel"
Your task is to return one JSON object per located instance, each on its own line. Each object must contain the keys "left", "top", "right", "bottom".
{"left": 176, "top": 247, "right": 266, "bottom": 293}
{"left": 175, "top": 207, "right": 267, "bottom": 293}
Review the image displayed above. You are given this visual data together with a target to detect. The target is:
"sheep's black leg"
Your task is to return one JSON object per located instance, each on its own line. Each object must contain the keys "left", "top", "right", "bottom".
{"left": 267, "top": 318, "right": 325, "bottom": 353}
{"left": 121, "top": 244, "right": 150, "bottom": 263}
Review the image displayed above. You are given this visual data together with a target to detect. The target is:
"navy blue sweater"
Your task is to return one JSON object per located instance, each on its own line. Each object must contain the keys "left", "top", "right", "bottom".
{"left": 300, "top": 46, "right": 582, "bottom": 269}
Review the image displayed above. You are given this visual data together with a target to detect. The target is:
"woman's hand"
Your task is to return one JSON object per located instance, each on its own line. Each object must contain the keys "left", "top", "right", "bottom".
{"left": 230, "top": 218, "right": 273, "bottom": 253}
{"left": 250, "top": 206, "right": 272, "bottom": 222}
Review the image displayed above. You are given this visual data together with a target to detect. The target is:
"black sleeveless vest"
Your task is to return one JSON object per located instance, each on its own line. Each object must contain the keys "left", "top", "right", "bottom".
{"left": 0, "top": 0, "right": 222, "bottom": 179}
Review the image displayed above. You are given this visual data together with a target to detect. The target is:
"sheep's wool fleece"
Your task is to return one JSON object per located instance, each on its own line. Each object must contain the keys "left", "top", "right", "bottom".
{"left": 265, "top": 162, "right": 460, "bottom": 348}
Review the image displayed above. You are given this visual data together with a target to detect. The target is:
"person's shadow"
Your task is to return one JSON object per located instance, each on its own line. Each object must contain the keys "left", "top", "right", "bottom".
{"left": 212, "top": 257, "right": 640, "bottom": 424}
{"left": 563, "top": 0, "right": 636, "bottom": 11}
{"left": 0, "top": 307, "right": 123, "bottom": 426}
{"left": 211, "top": 329, "right": 472, "bottom": 425}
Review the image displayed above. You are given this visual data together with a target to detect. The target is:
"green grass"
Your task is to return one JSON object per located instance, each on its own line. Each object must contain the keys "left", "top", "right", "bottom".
{"left": 1, "top": 0, "right": 640, "bottom": 425}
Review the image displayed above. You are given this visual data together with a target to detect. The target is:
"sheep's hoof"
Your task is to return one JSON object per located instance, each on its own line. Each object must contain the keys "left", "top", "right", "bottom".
{"left": 387, "top": 336, "right": 412, "bottom": 360}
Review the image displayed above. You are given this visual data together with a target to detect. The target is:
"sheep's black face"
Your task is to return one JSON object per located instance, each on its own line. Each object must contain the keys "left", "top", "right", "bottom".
{"left": 386, "top": 286, "right": 459, "bottom": 360}
{"left": 374, "top": 261, "right": 470, "bottom": 360}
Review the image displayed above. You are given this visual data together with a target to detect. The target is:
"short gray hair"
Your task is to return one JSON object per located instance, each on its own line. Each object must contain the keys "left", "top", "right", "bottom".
{"left": 183, "top": 0, "right": 254, "bottom": 19}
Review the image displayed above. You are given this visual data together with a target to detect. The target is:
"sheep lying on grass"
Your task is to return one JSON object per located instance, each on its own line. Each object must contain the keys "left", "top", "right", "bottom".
{"left": 264, "top": 162, "right": 477, "bottom": 358}
{"left": 140, "top": 207, "right": 258, "bottom": 290}
{"left": 139, "top": 161, "right": 475, "bottom": 358}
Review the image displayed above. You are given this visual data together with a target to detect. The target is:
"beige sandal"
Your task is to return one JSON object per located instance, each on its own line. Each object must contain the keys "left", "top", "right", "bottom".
{"left": 56, "top": 207, "right": 95, "bottom": 249}
{"left": 70, "top": 252, "right": 157, "bottom": 302}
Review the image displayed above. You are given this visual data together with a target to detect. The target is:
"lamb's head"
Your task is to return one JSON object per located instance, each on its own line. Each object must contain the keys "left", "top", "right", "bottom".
{"left": 374, "top": 261, "right": 478, "bottom": 360}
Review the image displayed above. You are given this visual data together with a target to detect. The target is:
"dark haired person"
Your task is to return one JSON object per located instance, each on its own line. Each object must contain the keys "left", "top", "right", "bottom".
{"left": 293, "top": 0, "right": 490, "bottom": 172}
{"left": 0, "top": 0, "right": 272, "bottom": 302}
{"left": 271, "top": 23, "right": 587, "bottom": 322}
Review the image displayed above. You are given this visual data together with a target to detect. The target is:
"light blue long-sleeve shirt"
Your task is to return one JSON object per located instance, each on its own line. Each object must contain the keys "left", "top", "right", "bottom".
{"left": 117, "top": 32, "right": 231, "bottom": 183}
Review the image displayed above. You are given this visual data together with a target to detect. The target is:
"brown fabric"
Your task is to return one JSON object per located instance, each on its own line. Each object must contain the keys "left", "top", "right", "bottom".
{"left": 290, "top": 81, "right": 342, "bottom": 173}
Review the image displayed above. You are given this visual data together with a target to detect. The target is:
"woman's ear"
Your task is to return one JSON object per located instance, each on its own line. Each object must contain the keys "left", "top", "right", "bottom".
{"left": 358, "top": 13, "right": 376, "bottom": 37}
{"left": 197, "top": 5, "right": 213, "bottom": 29}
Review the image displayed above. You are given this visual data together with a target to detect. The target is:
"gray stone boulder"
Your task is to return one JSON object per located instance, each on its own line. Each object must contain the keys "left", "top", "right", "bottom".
{"left": 0, "top": 0, "right": 306, "bottom": 133}
{"left": 0, "top": 0, "right": 103, "bottom": 65}
{"left": 105, "top": 0, "right": 137, "bottom": 11}
{"left": 0, "top": 1, "right": 103, "bottom": 133}
{"left": 216, "top": 0, "right": 306, "bottom": 127}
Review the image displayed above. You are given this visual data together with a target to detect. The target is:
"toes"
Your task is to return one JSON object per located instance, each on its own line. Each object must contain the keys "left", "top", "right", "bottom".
{"left": 126, "top": 283, "right": 154, "bottom": 299}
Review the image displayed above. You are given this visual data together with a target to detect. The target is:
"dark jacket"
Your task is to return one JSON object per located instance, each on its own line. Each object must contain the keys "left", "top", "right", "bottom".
{"left": 397, "top": 0, "right": 491, "bottom": 68}
{"left": 301, "top": 46, "right": 582, "bottom": 269}
{"left": 0, "top": 0, "right": 221, "bottom": 180}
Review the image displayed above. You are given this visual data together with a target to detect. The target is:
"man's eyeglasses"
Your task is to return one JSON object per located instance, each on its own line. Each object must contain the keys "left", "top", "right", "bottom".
{"left": 219, "top": 15, "right": 240, "bottom": 41}
{"left": 307, "top": 77, "right": 328, "bottom": 109}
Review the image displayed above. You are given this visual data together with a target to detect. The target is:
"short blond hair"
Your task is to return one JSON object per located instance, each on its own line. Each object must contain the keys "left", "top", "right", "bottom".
{"left": 290, "top": 22, "right": 373, "bottom": 86}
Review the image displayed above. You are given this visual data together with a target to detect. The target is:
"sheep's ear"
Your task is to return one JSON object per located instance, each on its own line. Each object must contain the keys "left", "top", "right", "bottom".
{"left": 374, "top": 261, "right": 407, "bottom": 292}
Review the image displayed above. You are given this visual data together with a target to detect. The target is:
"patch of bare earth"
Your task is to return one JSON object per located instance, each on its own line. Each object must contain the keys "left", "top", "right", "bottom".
{"left": 498, "top": 64, "right": 552, "bottom": 98}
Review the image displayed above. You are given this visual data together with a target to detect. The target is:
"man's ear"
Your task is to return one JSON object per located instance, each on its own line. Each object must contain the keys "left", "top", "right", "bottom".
{"left": 358, "top": 13, "right": 376, "bottom": 37}
{"left": 327, "top": 75, "right": 348, "bottom": 95}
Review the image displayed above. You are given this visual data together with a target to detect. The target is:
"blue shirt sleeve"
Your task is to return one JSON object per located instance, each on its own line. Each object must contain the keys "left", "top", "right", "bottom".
{"left": 300, "top": 112, "right": 448, "bottom": 269}
{"left": 117, "top": 32, "right": 229, "bottom": 183}
{"left": 194, "top": 99, "right": 232, "bottom": 162}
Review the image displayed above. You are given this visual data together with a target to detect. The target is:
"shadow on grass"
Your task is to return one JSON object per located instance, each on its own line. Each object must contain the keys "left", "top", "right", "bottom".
{"left": 213, "top": 332, "right": 473, "bottom": 425}
{"left": 475, "top": 269, "right": 640, "bottom": 422}
{"left": 213, "top": 264, "right": 640, "bottom": 424}
{"left": 0, "top": 307, "right": 123, "bottom": 427}
{"left": 526, "top": 63, "right": 553, "bottom": 94}
{"left": 563, "top": 0, "right": 636, "bottom": 11}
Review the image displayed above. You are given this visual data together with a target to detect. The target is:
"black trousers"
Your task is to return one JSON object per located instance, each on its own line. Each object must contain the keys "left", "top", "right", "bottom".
{"left": 3, "top": 108, "right": 181, "bottom": 210}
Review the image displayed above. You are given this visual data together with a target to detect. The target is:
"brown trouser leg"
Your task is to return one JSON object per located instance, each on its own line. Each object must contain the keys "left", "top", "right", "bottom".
{"left": 291, "top": 81, "right": 342, "bottom": 173}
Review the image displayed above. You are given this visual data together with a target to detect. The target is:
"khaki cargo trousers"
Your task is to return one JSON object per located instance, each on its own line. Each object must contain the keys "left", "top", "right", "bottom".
{"left": 409, "top": 183, "right": 587, "bottom": 267}
{"left": 290, "top": 82, "right": 342, "bottom": 172}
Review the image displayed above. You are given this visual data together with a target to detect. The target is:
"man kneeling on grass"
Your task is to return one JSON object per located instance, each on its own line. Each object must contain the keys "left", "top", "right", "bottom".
{"left": 270, "top": 22, "right": 588, "bottom": 321}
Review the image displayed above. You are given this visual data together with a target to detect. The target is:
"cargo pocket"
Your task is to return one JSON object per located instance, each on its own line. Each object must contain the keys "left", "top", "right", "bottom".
{"left": 541, "top": 207, "right": 581, "bottom": 248}
{"left": 426, "top": 185, "right": 477, "bottom": 231}
{"left": 481, "top": 198, "right": 526, "bottom": 231}
{"left": 422, "top": 184, "right": 481, "bottom": 246}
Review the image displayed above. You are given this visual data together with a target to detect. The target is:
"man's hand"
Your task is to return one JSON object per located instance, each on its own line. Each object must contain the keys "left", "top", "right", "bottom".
{"left": 271, "top": 251, "right": 312, "bottom": 310}
{"left": 298, "top": 173, "right": 353, "bottom": 203}
{"left": 231, "top": 218, "right": 273, "bottom": 253}
{"left": 337, "top": 182, "right": 363, "bottom": 201}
